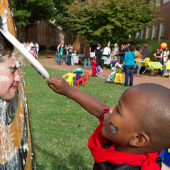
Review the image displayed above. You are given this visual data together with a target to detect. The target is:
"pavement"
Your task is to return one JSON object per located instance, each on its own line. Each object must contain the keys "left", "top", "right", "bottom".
{"left": 39, "top": 58, "right": 170, "bottom": 89}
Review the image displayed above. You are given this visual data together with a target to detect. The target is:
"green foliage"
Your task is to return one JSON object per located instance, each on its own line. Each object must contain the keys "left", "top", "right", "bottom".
{"left": 23, "top": 65, "right": 126, "bottom": 169}
{"left": 12, "top": 9, "right": 31, "bottom": 27}
{"left": 64, "top": 0, "right": 159, "bottom": 44}
{"left": 52, "top": 0, "right": 74, "bottom": 26}
{"left": 12, "top": 0, "right": 55, "bottom": 27}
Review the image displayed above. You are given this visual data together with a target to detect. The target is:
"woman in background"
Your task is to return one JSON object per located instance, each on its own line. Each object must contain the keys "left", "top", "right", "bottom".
{"left": 123, "top": 45, "right": 135, "bottom": 86}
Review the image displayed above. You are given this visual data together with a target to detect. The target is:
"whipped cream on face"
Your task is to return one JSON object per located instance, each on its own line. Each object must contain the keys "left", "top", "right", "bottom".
{"left": 0, "top": 75, "right": 10, "bottom": 82}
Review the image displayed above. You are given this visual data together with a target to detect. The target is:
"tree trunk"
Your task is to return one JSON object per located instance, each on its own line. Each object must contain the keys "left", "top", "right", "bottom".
{"left": 73, "top": 35, "right": 81, "bottom": 53}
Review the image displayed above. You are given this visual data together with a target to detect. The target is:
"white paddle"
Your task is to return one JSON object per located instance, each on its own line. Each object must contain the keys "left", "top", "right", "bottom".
{"left": 0, "top": 29, "right": 51, "bottom": 82}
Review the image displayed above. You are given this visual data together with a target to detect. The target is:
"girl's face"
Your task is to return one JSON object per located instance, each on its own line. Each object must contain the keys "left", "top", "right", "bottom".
{"left": 0, "top": 56, "right": 21, "bottom": 100}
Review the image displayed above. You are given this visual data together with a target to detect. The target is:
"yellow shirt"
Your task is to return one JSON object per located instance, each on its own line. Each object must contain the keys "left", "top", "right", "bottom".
{"left": 135, "top": 51, "right": 141, "bottom": 62}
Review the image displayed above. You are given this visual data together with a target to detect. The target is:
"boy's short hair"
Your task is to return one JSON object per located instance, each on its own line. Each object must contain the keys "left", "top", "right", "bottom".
{"left": 131, "top": 83, "right": 170, "bottom": 151}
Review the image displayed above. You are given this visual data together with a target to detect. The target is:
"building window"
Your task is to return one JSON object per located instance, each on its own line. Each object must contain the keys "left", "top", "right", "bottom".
{"left": 156, "top": 0, "right": 160, "bottom": 6}
{"left": 163, "top": 0, "right": 169, "bottom": 4}
{"left": 159, "top": 23, "right": 165, "bottom": 40}
{"left": 145, "top": 27, "right": 150, "bottom": 39}
{"left": 151, "top": 25, "right": 157, "bottom": 40}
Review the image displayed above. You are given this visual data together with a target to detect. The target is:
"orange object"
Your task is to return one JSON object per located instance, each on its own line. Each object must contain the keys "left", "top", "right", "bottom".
{"left": 160, "top": 42, "right": 168, "bottom": 50}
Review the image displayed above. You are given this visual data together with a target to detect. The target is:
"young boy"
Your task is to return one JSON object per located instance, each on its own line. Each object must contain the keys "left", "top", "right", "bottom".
{"left": 48, "top": 77, "right": 170, "bottom": 170}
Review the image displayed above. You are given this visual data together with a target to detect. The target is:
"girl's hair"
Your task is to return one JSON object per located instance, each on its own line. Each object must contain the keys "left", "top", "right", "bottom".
{"left": 0, "top": 32, "right": 14, "bottom": 61}
{"left": 136, "top": 45, "right": 141, "bottom": 51}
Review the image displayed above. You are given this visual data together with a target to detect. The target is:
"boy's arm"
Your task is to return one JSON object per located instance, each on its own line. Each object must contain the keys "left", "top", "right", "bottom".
{"left": 48, "top": 76, "right": 106, "bottom": 118}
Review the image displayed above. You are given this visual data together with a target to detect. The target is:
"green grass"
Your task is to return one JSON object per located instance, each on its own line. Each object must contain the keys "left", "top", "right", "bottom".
{"left": 23, "top": 66, "right": 127, "bottom": 170}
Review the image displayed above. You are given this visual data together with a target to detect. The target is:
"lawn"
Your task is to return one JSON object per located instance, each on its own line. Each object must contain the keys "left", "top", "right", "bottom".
{"left": 23, "top": 65, "right": 127, "bottom": 170}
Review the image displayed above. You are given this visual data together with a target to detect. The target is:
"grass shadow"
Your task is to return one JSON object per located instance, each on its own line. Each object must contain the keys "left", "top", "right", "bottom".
{"left": 35, "top": 144, "right": 90, "bottom": 170}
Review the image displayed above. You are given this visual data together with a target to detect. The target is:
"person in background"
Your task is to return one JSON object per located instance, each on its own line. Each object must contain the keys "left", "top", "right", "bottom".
{"left": 124, "top": 44, "right": 130, "bottom": 53}
{"left": 91, "top": 56, "right": 97, "bottom": 77}
{"left": 153, "top": 47, "right": 163, "bottom": 75}
{"left": 95, "top": 44, "right": 103, "bottom": 68}
{"left": 162, "top": 47, "right": 169, "bottom": 74}
{"left": 84, "top": 44, "right": 91, "bottom": 70}
{"left": 153, "top": 47, "right": 163, "bottom": 63}
{"left": 118, "top": 44, "right": 125, "bottom": 64}
{"left": 112, "top": 43, "right": 119, "bottom": 57}
{"left": 25, "top": 41, "right": 31, "bottom": 52}
{"left": 56, "top": 43, "right": 61, "bottom": 65}
{"left": 63, "top": 45, "right": 68, "bottom": 64}
{"left": 103, "top": 44, "right": 111, "bottom": 59}
{"left": 123, "top": 45, "right": 135, "bottom": 86}
{"left": 34, "top": 43, "right": 38, "bottom": 59}
{"left": 60, "top": 44, "right": 64, "bottom": 64}
{"left": 135, "top": 45, "right": 143, "bottom": 77}
{"left": 67, "top": 46, "right": 72, "bottom": 65}
{"left": 141, "top": 43, "right": 151, "bottom": 59}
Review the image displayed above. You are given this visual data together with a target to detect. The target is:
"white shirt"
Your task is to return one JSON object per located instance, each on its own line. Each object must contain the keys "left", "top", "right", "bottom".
{"left": 103, "top": 47, "right": 111, "bottom": 56}
{"left": 162, "top": 50, "right": 169, "bottom": 62}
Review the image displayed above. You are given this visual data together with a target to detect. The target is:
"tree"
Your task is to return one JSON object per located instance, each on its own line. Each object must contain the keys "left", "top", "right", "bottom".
{"left": 52, "top": 0, "right": 74, "bottom": 26}
{"left": 12, "top": 0, "right": 55, "bottom": 39}
{"left": 64, "top": 0, "right": 159, "bottom": 44}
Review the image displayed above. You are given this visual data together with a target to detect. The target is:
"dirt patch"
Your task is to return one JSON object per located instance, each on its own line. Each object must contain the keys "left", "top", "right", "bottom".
{"left": 39, "top": 58, "right": 170, "bottom": 89}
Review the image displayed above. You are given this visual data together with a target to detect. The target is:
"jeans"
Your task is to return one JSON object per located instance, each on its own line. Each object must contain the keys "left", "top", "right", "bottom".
{"left": 84, "top": 58, "right": 91, "bottom": 69}
{"left": 135, "top": 62, "right": 141, "bottom": 76}
{"left": 124, "top": 65, "right": 134, "bottom": 86}
{"left": 56, "top": 54, "right": 61, "bottom": 64}
{"left": 162, "top": 60, "right": 167, "bottom": 74}
{"left": 63, "top": 55, "right": 66, "bottom": 63}
{"left": 68, "top": 54, "right": 72, "bottom": 65}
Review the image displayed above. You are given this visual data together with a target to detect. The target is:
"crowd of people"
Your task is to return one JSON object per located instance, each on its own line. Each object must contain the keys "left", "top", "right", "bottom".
{"left": 56, "top": 43, "right": 73, "bottom": 65}
{"left": 55, "top": 42, "right": 169, "bottom": 87}
{"left": 22, "top": 41, "right": 39, "bottom": 59}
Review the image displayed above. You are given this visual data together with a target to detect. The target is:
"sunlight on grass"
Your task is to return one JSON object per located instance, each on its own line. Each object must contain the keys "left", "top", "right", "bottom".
{"left": 23, "top": 65, "right": 127, "bottom": 170}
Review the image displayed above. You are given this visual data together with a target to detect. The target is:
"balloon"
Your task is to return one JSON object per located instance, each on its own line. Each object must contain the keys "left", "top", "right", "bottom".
{"left": 160, "top": 42, "right": 168, "bottom": 50}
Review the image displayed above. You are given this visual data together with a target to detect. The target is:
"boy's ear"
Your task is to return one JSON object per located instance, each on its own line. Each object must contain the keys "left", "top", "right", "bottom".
{"left": 129, "top": 131, "right": 150, "bottom": 147}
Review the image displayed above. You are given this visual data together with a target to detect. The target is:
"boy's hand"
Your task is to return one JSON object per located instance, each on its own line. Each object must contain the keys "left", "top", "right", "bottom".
{"left": 48, "top": 76, "right": 70, "bottom": 95}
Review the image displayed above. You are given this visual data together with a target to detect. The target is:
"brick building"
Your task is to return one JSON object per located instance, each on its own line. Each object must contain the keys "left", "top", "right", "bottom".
{"left": 17, "top": 20, "right": 64, "bottom": 48}
{"left": 139, "top": 0, "right": 170, "bottom": 41}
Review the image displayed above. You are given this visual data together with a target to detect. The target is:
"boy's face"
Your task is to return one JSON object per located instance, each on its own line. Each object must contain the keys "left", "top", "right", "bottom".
{"left": 102, "top": 89, "right": 143, "bottom": 147}
{"left": 0, "top": 56, "right": 21, "bottom": 101}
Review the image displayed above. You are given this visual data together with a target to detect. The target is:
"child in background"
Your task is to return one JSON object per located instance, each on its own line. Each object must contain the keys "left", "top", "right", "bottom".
{"left": 91, "top": 56, "right": 97, "bottom": 77}
{"left": 107, "top": 56, "right": 122, "bottom": 82}
{"left": 29, "top": 47, "right": 35, "bottom": 57}
{"left": 48, "top": 76, "right": 170, "bottom": 170}
{"left": 110, "top": 56, "right": 122, "bottom": 70}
